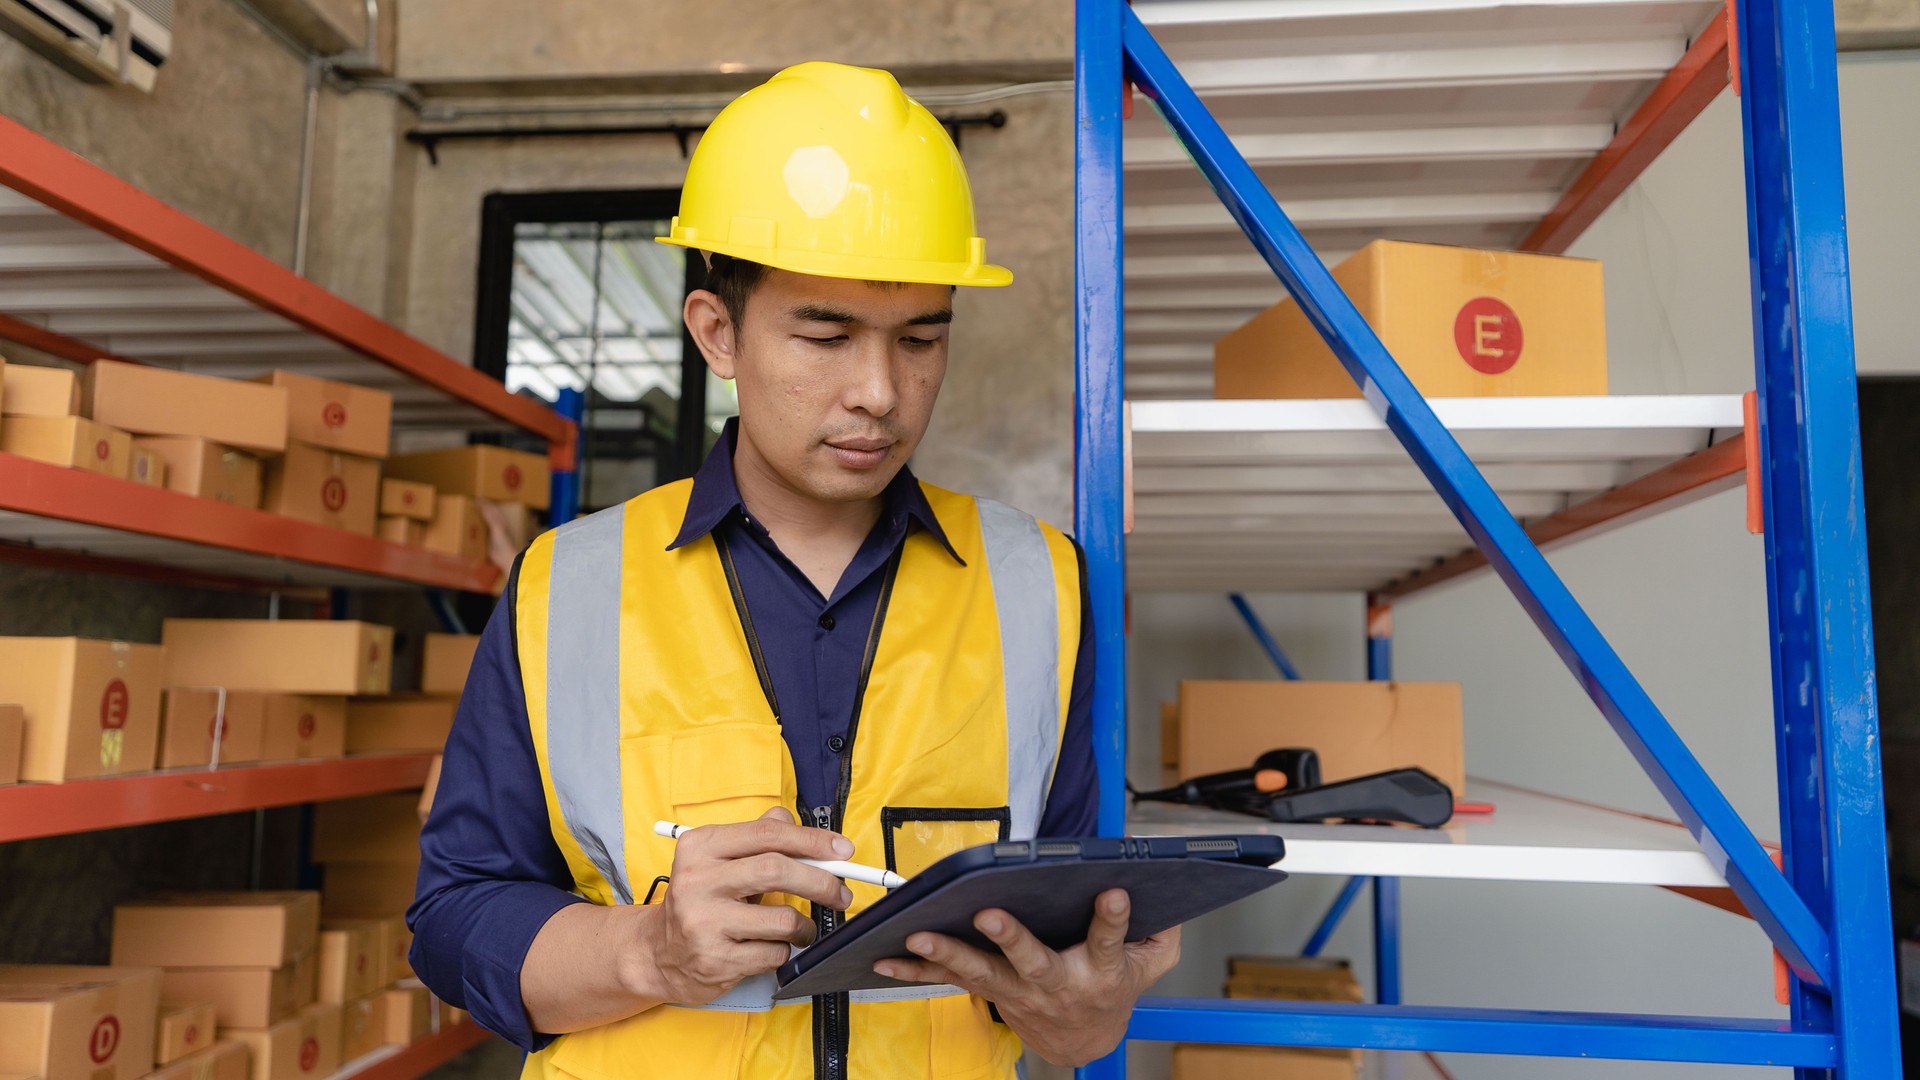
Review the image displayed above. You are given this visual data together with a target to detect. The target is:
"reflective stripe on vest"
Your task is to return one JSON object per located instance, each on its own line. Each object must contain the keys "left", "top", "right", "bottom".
{"left": 976, "top": 497, "right": 1062, "bottom": 842}
{"left": 545, "top": 502, "right": 634, "bottom": 904}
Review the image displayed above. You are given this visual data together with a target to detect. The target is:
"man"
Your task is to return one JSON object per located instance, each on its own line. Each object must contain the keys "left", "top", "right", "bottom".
{"left": 409, "top": 61, "right": 1178, "bottom": 1078}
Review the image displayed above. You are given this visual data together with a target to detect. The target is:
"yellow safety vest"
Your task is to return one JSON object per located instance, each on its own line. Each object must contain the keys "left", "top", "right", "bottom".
{"left": 514, "top": 478, "right": 1083, "bottom": 1080}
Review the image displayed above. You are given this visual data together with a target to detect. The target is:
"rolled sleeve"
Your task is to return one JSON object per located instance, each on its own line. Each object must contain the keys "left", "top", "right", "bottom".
{"left": 408, "top": 563, "right": 585, "bottom": 1052}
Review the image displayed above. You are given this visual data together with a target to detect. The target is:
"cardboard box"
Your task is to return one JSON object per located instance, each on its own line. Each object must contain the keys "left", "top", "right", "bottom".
{"left": 82, "top": 361, "right": 288, "bottom": 454}
{"left": 1214, "top": 241, "right": 1607, "bottom": 401}
{"left": 1, "top": 364, "right": 79, "bottom": 417}
{"left": 391, "top": 920, "right": 413, "bottom": 980}
{"left": 319, "top": 918, "right": 403, "bottom": 990}
{"left": 314, "top": 794, "right": 422, "bottom": 864}
{"left": 484, "top": 499, "right": 540, "bottom": 553}
{"left": 257, "top": 695, "right": 346, "bottom": 761}
{"left": 384, "top": 445, "right": 550, "bottom": 510}
{"left": 130, "top": 446, "right": 168, "bottom": 488}
{"left": 1171, "top": 1045, "right": 1355, "bottom": 1080}
{"left": 379, "top": 478, "right": 435, "bottom": 522}
{"left": 161, "top": 620, "right": 393, "bottom": 696}
{"left": 158, "top": 690, "right": 266, "bottom": 770}
{"left": 420, "top": 634, "right": 480, "bottom": 696}
{"left": 316, "top": 926, "right": 381, "bottom": 1005}
{"left": 375, "top": 516, "right": 422, "bottom": 546}
{"left": 133, "top": 438, "right": 263, "bottom": 507}
{"left": 158, "top": 952, "right": 314, "bottom": 1031}
{"left": 1, "top": 416, "right": 131, "bottom": 478}
{"left": 0, "top": 705, "right": 22, "bottom": 785}
{"left": 0, "top": 964, "right": 163, "bottom": 1080}
{"left": 338, "top": 995, "right": 380, "bottom": 1061}
{"left": 146, "top": 1041, "right": 249, "bottom": 1080}
{"left": 154, "top": 1002, "right": 217, "bottom": 1066}
{"left": 262, "top": 442, "right": 380, "bottom": 536}
{"left": 419, "top": 494, "right": 488, "bottom": 562}
{"left": 254, "top": 372, "right": 391, "bottom": 459}
{"left": 1225, "top": 956, "right": 1364, "bottom": 1004}
{"left": 227, "top": 1003, "right": 340, "bottom": 1080}
{"left": 319, "top": 862, "right": 418, "bottom": 920}
{"left": 113, "top": 892, "right": 320, "bottom": 969}
{"left": 376, "top": 984, "right": 429, "bottom": 1046}
{"left": 1177, "top": 680, "right": 1465, "bottom": 796}
{"left": 0, "top": 638, "right": 163, "bottom": 783}
{"left": 343, "top": 696, "right": 455, "bottom": 754}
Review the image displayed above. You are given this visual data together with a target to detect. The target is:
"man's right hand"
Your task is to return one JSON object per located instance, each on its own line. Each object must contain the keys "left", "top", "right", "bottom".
{"left": 634, "top": 806, "right": 857, "bottom": 1005}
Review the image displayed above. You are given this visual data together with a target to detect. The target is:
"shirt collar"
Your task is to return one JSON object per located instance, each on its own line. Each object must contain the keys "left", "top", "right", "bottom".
{"left": 667, "top": 418, "right": 964, "bottom": 565}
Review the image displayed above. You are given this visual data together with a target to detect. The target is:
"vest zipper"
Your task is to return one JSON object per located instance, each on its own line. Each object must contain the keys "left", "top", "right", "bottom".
{"left": 808, "top": 549, "right": 902, "bottom": 1080}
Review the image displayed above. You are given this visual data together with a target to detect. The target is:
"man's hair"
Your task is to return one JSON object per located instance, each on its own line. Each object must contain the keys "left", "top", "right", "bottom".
{"left": 703, "top": 253, "right": 770, "bottom": 330}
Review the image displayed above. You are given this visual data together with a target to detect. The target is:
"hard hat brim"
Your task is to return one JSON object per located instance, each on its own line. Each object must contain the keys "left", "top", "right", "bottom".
{"left": 658, "top": 236, "right": 1013, "bottom": 289}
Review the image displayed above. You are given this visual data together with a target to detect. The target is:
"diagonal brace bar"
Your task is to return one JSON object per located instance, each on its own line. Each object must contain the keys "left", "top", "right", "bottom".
{"left": 1118, "top": 7, "right": 1830, "bottom": 988}
{"left": 1228, "top": 593, "right": 1302, "bottom": 679}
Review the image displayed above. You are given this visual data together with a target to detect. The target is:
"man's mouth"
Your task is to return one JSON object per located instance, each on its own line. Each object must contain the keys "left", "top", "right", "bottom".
{"left": 824, "top": 437, "right": 894, "bottom": 468}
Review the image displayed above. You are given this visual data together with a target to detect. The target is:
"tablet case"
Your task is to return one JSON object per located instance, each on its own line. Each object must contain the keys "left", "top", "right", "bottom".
{"left": 775, "top": 834, "right": 1285, "bottom": 999}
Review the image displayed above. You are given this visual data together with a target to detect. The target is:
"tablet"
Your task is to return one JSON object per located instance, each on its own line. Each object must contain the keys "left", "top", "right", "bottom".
{"left": 774, "top": 834, "right": 1285, "bottom": 1000}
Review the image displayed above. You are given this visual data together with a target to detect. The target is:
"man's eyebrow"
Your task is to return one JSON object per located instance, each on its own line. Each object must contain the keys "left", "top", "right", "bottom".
{"left": 789, "top": 303, "right": 860, "bottom": 324}
{"left": 905, "top": 309, "right": 954, "bottom": 327}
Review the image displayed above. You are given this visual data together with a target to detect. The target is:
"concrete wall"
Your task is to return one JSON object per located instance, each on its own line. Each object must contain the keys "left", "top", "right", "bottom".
{"left": 1129, "top": 53, "right": 1919, "bottom": 1079}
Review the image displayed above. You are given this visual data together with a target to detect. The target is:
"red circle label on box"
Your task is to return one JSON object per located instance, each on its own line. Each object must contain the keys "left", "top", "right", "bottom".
{"left": 298, "top": 713, "right": 316, "bottom": 739}
{"left": 299, "top": 1037, "right": 320, "bottom": 1072}
{"left": 368, "top": 641, "right": 382, "bottom": 663}
{"left": 90, "top": 1016, "right": 120, "bottom": 1063}
{"left": 1453, "top": 296, "right": 1523, "bottom": 374}
{"left": 322, "top": 401, "right": 348, "bottom": 430}
{"left": 94, "top": 439, "right": 110, "bottom": 461}
{"left": 356, "top": 953, "right": 368, "bottom": 974}
{"left": 185, "top": 1024, "right": 200, "bottom": 1047}
{"left": 321, "top": 476, "right": 348, "bottom": 512}
{"left": 100, "top": 680, "right": 129, "bottom": 731}
{"left": 503, "top": 464, "right": 523, "bottom": 490}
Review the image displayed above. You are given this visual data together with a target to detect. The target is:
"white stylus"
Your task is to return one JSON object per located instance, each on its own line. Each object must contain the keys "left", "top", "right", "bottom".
{"left": 654, "top": 819, "right": 908, "bottom": 889}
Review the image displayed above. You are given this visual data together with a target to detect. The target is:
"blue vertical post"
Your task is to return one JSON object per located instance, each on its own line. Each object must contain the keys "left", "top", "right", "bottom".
{"left": 1075, "top": 1, "right": 1127, "bottom": 1077}
{"left": 1366, "top": 598, "right": 1402, "bottom": 1004}
{"left": 550, "top": 387, "right": 585, "bottom": 524}
{"left": 1736, "top": 0, "right": 1898, "bottom": 1069}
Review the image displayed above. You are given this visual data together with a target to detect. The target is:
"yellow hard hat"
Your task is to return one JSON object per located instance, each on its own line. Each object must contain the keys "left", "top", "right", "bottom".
{"left": 659, "top": 61, "right": 1011, "bottom": 288}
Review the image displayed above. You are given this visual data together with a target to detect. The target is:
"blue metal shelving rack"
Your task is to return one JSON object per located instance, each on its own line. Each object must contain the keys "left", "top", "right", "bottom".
{"left": 1072, "top": 0, "right": 1899, "bottom": 1074}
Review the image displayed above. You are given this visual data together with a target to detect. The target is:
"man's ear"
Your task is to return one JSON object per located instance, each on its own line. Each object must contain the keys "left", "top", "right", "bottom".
{"left": 684, "top": 289, "right": 737, "bottom": 380}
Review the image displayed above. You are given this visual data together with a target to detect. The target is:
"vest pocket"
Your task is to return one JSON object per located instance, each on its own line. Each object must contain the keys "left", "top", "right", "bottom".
{"left": 928, "top": 993, "right": 1021, "bottom": 1079}
{"left": 623, "top": 722, "right": 790, "bottom": 831}
{"left": 880, "top": 807, "right": 1011, "bottom": 877}
{"left": 545, "top": 1009, "right": 751, "bottom": 1080}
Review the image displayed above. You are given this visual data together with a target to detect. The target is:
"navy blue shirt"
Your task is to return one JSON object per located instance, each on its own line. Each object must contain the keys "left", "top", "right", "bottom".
{"left": 408, "top": 425, "right": 1098, "bottom": 1051}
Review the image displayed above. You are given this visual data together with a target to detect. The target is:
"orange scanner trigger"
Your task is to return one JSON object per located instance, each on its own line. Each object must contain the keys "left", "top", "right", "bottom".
{"left": 1254, "top": 769, "right": 1288, "bottom": 793}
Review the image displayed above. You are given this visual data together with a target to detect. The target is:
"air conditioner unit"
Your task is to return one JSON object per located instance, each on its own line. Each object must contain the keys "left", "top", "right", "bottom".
{"left": 0, "top": 0, "right": 170, "bottom": 91}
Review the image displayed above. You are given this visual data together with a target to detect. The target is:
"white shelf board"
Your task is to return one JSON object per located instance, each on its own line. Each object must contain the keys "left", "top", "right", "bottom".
{"left": 1127, "top": 394, "right": 1745, "bottom": 592}
{"left": 1129, "top": 779, "right": 1730, "bottom": 887}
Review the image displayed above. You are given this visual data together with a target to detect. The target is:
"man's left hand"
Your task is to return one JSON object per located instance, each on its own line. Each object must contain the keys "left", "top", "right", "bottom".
{"left": 871, "top": 889, "right": 1180, "bottom": 1068}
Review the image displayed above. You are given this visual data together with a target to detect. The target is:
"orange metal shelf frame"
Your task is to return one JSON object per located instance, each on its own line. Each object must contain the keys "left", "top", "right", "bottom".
{"left": 344, "top": 1021, "right": 496, "bottom": 1080}
{"left": 0, "top": 753, "right": 437, "bottom": 843}
{"left": 0, "top": 114, "right": 575, "bottom": 469}
{"left": 0, "top": 453, "right": 504, "bottom": 592}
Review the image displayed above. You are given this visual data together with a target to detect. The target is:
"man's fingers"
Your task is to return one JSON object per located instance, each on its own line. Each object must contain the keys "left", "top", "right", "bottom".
{"left": 723, "top": 852, "right": 853, "bottom": 909}
{"left": 873, "top": 956, "right": 962, "bottom": 986}
{"left": 727, "top": 902, "right": 819, "bottom": 948}
{"left": 975, "top": 909, "right": 1061, "bottom": 988}
{"left": 905, "top": 931, "right": 1010, "bottom": 993}
{"left": 685, "top": 816, "right": 855, "bottom": 863}
{"left": 1085, "top": 889, "right": 1131, "bottom": 966}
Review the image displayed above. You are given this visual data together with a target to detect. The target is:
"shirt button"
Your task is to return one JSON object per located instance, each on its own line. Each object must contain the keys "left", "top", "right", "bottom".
{"left": 818, "top": 613, "right": 835, "bottom": 631}
{"left": 827, "top": 735, "right": 846, "bottom": 754}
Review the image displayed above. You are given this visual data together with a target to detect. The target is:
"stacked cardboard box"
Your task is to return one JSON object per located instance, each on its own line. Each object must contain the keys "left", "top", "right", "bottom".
{"left": 1, "top": 362, "right": 133, "bottom": 479}
{"left": 0, "top": 638, "right": 164, "bottom": 782}
{"left": 314, "top": 794, "right": 422, "bottom": 922}
{"left": 1170, "top": 957, "right": 1364, "bottom": 1080}
{"left": 156, "top": 691, "right": 347, "bottom": 770}
{"left": 384, "top": 445, "right": 550, "bottom": 560}
{"left": 112, "top": 893, "right": 320, "bottom": 1030}
{"left": 161, "top": 620, "right": 393, "bottom": 697}
{"left": 255, "top": 372, "right": 391, "bottom": 537}
{"left": 344, "top": 697, "right": 455, "bottom": 755}
{"left": 0, "top": 704, "right": 22, "bottom": 786}
{"left": 377, "top": 479, "right": 434, "bottom": 547}
{"left": 134, "top": 437, "right": 263, "bottom": 507}
{"left": 0, "top": 964, "right": 163, "bottom": 1080}
{"left": 419, "top": 634, "right": 480, "bottom": 697}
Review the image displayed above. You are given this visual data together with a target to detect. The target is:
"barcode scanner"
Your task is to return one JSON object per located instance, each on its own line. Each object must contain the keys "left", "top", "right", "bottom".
{"left": 1131, "top": 748, "right": 1322, "bottom": 809}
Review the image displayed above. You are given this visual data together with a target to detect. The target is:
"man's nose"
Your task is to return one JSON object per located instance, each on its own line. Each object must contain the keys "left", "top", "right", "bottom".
{"left": 842, "top": 337, "right": 900, "bottom": 417}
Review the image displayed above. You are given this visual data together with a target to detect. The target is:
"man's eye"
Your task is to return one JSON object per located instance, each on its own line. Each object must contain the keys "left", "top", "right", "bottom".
{"left": 806, "top": 335, "right": 848, "bottom": 345}
{"left": 901, "top": 337, "right": 939, "bottom": 348}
